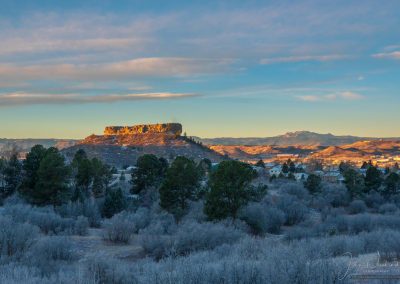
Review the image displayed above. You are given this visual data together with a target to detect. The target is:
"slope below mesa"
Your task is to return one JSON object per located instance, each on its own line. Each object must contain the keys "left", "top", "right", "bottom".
{"left": 63, "top": 123, "right": 225, "bottom": 167}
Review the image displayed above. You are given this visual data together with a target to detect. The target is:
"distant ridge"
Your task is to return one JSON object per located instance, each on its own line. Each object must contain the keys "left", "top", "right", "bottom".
{"left": 193, "top": 131, "right": 400, "bottom": 146}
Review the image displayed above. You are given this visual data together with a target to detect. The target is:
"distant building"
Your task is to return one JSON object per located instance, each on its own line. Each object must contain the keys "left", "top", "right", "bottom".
{"left": 294, "top": 173, "right": 308, "bottom": 181}
{"left": 269, "top": 166, "right": 282, "bottom": 177}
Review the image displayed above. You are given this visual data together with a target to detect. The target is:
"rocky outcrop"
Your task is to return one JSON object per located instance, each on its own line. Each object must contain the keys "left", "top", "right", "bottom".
{"left": 104, "top": 123, "right": 182, "bottom": 136}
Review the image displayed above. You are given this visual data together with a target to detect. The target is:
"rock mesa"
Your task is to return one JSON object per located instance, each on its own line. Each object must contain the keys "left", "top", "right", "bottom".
{"left": 104, "top": 123, "right": 182, "bottom": 136}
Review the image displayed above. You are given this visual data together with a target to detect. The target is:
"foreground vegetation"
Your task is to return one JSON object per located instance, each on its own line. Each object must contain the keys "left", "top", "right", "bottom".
{"left": 0, "top": 146, "right": 400, "bottom": 283}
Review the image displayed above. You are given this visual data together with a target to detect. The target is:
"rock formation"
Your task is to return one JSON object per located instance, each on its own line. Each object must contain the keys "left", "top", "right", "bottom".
{"left": 104, "top": 123, "right": 182, "bottom": 136}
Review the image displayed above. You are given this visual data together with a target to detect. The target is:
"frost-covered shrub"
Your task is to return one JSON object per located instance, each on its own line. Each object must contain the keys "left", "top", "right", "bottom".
{"left": 102, "top": 213, "right": 135, "bottom": 243}
{"left": 240, "top": 203, "right": 285, "bottom": 234}
{"left": 348, "top": 200, "right": 367, "bottom": 214}
{"left": 347, "top": 214, "right": 372, "bottom": 233}
{"left": 26, "top": 236, "right": 76, "bottom": 274}
{"left": 170, "top": 221, "right": 245, "bottom": 256}
{"left": 56, "top": 199, "right": 102, "bottom": 227}
{"left": 132, "top": 237, "right": 350, "bottom": 284}
{"left": 279, "top": 183, "right": 309, "bottom": 200}
{"left": 378, "top": 203, "right": 398, "bottom": 215}
{"left": 73, "top": 216, "right": 89, "bottom": 236}
{"left": 321, "top": 184, "right": 350, "bottom": 208}
{"left": 83, "top": 253, "right": 137, "bottom": 284}
{"left": 277, "top": 194, "right": 308, "bottom": 225}
{"left": 3, "top": 204, "right": 76, "bottom": 235}
{"left": 0, "top": 216, "right": 39, "bottom": 260}
{"left": 364, "top": 190, "right": 385, "bottom": 210}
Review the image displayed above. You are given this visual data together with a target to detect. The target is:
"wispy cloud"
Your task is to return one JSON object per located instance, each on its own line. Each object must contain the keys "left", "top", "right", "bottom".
{"left": 0, "top": 92, "right": 197, "bottom": 106}
{"left": 297, "top": 91, "right": 364, "bottom": 102}
{"left": 260, "top": 54, "right": 348, "bottom": 64}
{"left": 372, "top": 51, "right": 400, "bottom": 60}
{"left": 0, "top": 57, "right": 234, "bottom": 81}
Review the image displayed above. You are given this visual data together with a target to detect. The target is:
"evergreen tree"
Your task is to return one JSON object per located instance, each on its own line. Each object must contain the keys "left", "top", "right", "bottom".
{"left": 159, "top": 156, "right": 200, "bottom": 218}
{"left": 0, "top": 158, "right": 5, "bottom": 189}
{"left": 255, "top": 159, "right": 265, "bottom": 168}
{"left": 102, "top": 188, "right": 127, "bottom": 218}
{"left": 282, "top": 162, "right": 289, "bottom": 174}
{"left": 365, "top": 166, "right": 383, "bottom": 192}
{"left": 131, "top": 154, "right": 167, "bottom": 194}
{"left": 304, "top": 173, "right": 322, "bottom": 195}
{"left": 383, "top": 172, "right": 400, "bottom": 197}
{"left": 2, "top": 152, "right": 22, "bottom": 198}
{"left": 73, "top": 150, "right": 94, "bottom": 194}
{"left": 204, "top": 160, "right": 257, "bottom": 220}
{"left": 33, "top": 148, "right": 70, "bottom": 205}
{"left": 343, "top": 169, "right": 365, "bottom": 197}
{"left": 21, "top": 145, "right": 47, "bottom": 190}
{"left": 360, "top": 161, "right": 369, "bottom": 169}
{"left": 339, "top": 161, "right": 352, "bottom": 173}
{"left": 289, "top": 161, "right": 296, "bottom": 173}
{"left": 91, "top": 158, "right": 112, "bottom": 198}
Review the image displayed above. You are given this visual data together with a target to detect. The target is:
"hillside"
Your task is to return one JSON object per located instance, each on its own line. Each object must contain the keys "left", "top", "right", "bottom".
{"left": 62, "top": 123, "right": 226, "bottom": 167}
{"left": 0, "top": 138, "right": 76, "bottom": 157}
{"left": 195, "top": 131, "right": 399, "bottom": 146}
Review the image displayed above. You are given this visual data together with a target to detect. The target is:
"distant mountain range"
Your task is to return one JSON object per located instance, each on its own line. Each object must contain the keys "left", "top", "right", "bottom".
{"left": 194, "top": 131, "right": 400, "bottom": 146}
{"left": 1, "top": 131, "right": 400, "bottom": 166}
{"left": 0, "top": 139, "right": 76, "bottom": 155}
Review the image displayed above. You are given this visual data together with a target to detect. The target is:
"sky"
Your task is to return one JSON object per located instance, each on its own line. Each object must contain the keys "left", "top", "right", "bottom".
{"left": 0, "top": 0, "right": 399, "bottom": 139}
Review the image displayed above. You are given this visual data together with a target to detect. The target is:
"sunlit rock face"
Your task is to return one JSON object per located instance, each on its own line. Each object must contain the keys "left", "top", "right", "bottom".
{"left": 104, "top": 123, "right": 182, "bottom": 136}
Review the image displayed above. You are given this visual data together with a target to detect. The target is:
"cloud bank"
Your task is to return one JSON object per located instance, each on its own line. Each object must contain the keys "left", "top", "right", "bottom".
{"left": 297, "top": 91, "right": 364, "bottom": 102}
{"left": 0, "top": 92, "right": 197, "bottom": 107}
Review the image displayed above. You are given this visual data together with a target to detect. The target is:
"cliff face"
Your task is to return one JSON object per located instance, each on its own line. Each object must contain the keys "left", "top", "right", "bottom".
{"left": 62, "top": 123, "right": 226, "bottom": 166}
{"left": 104, "top": 123, "right": 182, "bottom": 136}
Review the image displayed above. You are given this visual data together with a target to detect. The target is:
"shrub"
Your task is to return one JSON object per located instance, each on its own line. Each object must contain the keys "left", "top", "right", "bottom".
{"left": 364, "top": 190, "right": 385, "bottom": 210}
{"left": 26, "top": 236, "right": 76, "bottom": 274}
{"left": 240, "top": 203, "right": 285, "bottom": 234}
{"left": 277, "top": 194, "right": 308, "bottom": 225}
{"left": 279, "top": 183, "right": 309, "bottom": 200}
{"left": 170, "top": 221, "right": 245, "bottom": 256}
{"left": 3, "top": 204, "right": 77, "bottom": 235}
{"left": 57, "top": 199, "right": 102, "bottom": 227}
{"left": 378, "top": 203, "right": 398, "bottom": 215}
{"left": 102, "top": 213, "right": 135, "bottom": 243}
{"left": 321, "top": 184, "right": 350, "bottom": 208}
{"left": 347, "top": 200, "right": 367, "bottom": 214}
{"left": 83, "top": 253, "right": 137, "bottom": 284}
{"left": 0, "top": 216, "right": 39, "bottom": 260}
{"left": 73, "top": 216, "right": 89, "bottom": 236}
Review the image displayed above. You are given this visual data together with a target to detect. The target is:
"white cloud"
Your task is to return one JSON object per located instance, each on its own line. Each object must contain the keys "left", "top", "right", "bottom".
{"left": 0, "top": 92, "right": 197, "bottom": 106}
{"left": 297, "top": 91, "right": 364, "bottom": 102}
{"left": 372, "top": 51, "right": 400, "bottom": 59}
{"left": 0, "top": 57, "right": 234, "bottom": 81}
{"left": 260, "top": 54, "right": 348, "bottom": 64}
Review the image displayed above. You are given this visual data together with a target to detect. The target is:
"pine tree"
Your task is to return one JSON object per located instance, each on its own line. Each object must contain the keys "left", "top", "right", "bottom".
{"left": 304, "top": 174, "right": 322, "bottom": 195}
{"left": 365, "top": 166, "right": 383, "bottom": 192}
{"left": 102, "top": 188, "right": 127, "bottom": 218}
{"left": 159, "top": 156, "right": 200, "bottom": 218}
{"left": 383, "top": 172, "right": 400, "bottom": 197}
{"left": 255, "top": 159, "right": 265, "bottom": 168}
{"left": 282, "top": 162, "right": 289, "bottom": 174}
{"left": 343, "top": 169, "right": 365, "bottom": 197}
{"left": 2, "top": 152, "right": 22, "bottom": 198}
{"left": 131, "top": 154, "right": 167, "bottom": 194}
{"left": 204, "top": 160, "right": 257, "bottom": 220}
{"left": 34, "top": 148, "right": 71, "bottom": 205}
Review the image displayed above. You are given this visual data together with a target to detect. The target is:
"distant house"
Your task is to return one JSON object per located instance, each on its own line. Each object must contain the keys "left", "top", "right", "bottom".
{"left": 294, "top": 173, "right": 308, "bottom": 181}
{"left": 323, "top": 171, "right": 344, "bottom": 183}
{"left": 313, "top": 170, "right": 324, "bottom": 177}
{"left": 269, "top": 166, "right": 282, "bottom": 177}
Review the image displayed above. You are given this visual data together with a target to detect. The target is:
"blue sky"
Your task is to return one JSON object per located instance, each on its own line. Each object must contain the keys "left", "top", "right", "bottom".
{"left": 0, "top": 0, "right": 399, "bottom": 138}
